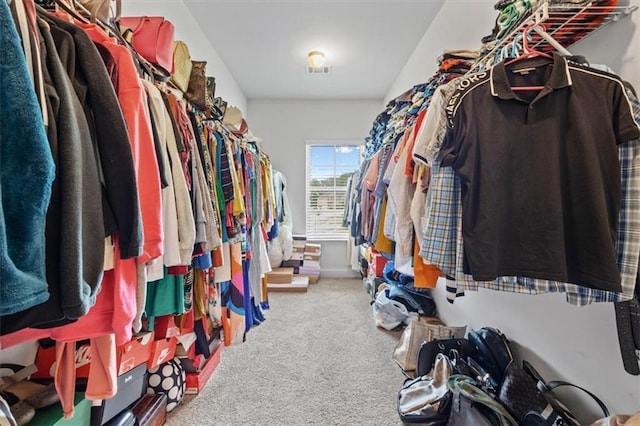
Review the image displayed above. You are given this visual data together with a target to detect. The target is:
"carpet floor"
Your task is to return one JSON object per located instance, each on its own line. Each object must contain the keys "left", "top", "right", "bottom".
{"left": 165, "top": 278, "right": 404, "bottom": 425}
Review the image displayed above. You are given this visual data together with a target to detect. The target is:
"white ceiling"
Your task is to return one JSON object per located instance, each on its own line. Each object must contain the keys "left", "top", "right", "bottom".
{"left": 183, "top": 1, "right": 445, "bottom": 100}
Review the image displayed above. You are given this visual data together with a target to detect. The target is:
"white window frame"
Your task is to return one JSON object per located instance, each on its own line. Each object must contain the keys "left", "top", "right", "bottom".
{"left": 305, "top": 141, "right": 362, "bottom": 241}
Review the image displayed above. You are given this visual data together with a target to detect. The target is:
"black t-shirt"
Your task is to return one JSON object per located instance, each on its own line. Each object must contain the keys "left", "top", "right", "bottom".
{"left": 440, "top": 54, "right": 640, "bottom": 292}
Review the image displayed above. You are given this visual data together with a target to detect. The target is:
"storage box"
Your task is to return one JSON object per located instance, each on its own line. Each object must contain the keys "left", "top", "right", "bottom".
{"left": 371, "top": 253, "right": 388, "bottom": 277}
{"left": 298, "top": 275, "right": 319, "bottom": 284}
{"left": 302, "top": 259, "right": 320, "bottom": 269}
{"left": 153, "top": 315, "right": 180, "bottom": 339}
{"left": 303, "top": 253, "right": 320, "bottom": 262}
{"left": 289, "top": 252, "right": 304, "bottom": 261}
{"left": 147, "top": 337, "right": 177, "bottom": 370}
{"left": 267, "top": 275, "right": 309, "bottom": 292}
{"left": 304, "top": 243, "right": 321, "bottom": 254}
{"left": 298, "top": 265, "right": 320, "bottom": 276}
{"left": 116, "top": 331, "right": 154, "bottom": 376}
{"left": 185, "top": 343, "right": 223, "bottom": 394}
{"left": 266, "top": 268, "right": 294, "bottom": 284}
{"left": 31, "top": 392, "right": 91, "bottom": 426}
{"left": 33, "top": 341, "right": 92, "bottom": 379}
{"left": 91, "top": 363, "right": 147, "bottom": 426}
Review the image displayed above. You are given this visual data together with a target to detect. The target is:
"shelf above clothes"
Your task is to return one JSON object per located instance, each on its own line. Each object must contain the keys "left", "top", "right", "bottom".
{"left": 473, "top": 0, "right": 638, "bottom": 70}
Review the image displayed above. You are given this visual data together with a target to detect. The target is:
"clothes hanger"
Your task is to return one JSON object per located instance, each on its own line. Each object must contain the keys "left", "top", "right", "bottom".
{"left": 504, "top": 23, "right": 553, "bottom": 66}
{"left": 502, "top": 23, "right": 555, "bottom": 92}
{"left": 51, "top": 0, "right": 92, "bottom": 24}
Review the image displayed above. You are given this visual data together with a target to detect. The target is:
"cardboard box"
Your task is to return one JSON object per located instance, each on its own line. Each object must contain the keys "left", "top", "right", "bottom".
{"left": 289, "top": 252, "right": 304, "bottom": 261}
{"left": 31, "top": 392, "right": 91, "bottom": 426}
{"left": 116, "top": 331, "right": 154, "bottom": 376}
{"left": 303, "top": 253, "right": 320, "bottom": 262}
{"left": 298, "top": 275, "right": 319, "bottom": 284}
{"left": 147, "top": 337, "right": 177, "bottom": 370}
{"left": 154, "top": 315, "right": 180, "bottom": 339}
{"left": 266, "top": 268, "right": 294, "bottom": 284}
{"left": 33, "top": 342, "right": 92, "bottom": 379}
{"left": 185, "top": 343, "right": 223, "bottom": 394}
{"left": 91, "top": 363, "right": 147, "bottom": 425}
{"left": 267, "top": 276, "right": 309, "bottom": 293}
{"left": 304, "top": 243, "right": 322, "bottom": 254}
{"left": 298, "top": 265, "right": 320, "bottom": 276}
{"left": 292, "top": 241, "right": 306, "bottom": 249}
{"left": 302, "top": 259, "right": 320, "bottom": 269}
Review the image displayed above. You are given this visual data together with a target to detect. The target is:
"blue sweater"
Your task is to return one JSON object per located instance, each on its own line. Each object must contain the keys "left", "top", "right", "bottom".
{"left": 0, "top": 0, "right": 56, "bottom": 315}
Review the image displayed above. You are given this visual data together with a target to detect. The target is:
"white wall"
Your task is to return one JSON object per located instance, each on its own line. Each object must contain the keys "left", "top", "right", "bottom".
{"left": 122, "top": 0, "right": 247, "bottom": 114}
{"left": 386, "top": 0, "right": 640, "bottom": 418}
{"left": 248, "top": 99, "right": 383, "bottom": 277}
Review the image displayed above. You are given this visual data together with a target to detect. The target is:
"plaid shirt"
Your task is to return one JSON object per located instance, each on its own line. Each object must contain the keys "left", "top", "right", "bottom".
{"left": 420, "top": 90, "right": 640, "bottom": 305}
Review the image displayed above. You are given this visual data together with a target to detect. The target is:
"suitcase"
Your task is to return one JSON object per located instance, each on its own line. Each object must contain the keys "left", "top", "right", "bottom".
{"left": 131, "top": 394, "right": 168, "bottom": 426}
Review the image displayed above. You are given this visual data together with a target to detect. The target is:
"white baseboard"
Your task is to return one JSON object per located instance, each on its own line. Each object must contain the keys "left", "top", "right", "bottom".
{"left": 320, "top": 268, "right": 361, "bottom": 279}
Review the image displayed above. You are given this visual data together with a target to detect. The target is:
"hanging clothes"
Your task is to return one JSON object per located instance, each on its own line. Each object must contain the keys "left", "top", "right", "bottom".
{"left": 0, "top": 0, "right": 55, "bottom": 318}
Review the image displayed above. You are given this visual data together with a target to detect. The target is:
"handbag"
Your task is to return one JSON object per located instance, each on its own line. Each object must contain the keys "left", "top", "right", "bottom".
{"left": 393, "top": 318, "right": 467, "bottom": 374}
{"left": 499, "top": 360, "right": 610, "bottom": 426}
{"left": 184, "top": 61, "right": 207, "bottom": 110}
{"left": 397, "top": 353, "right": 453, "bottom": 425}
{"left": 171, "top": 41, "right": 192, "bottom": 93}
{"left": 447, "top": 375, "right": 518, "bottom": 426}
{"left": 205, "top": 77, "right": 223, "bottom": 120}
{"left": 416, "top": 338, "right": 476, "bottom": 377}
{"left": 119, "top": 16, "right": 175, "bottom": 74}
{"left": 468, "top": 327, "right": 514, "bottom": 389}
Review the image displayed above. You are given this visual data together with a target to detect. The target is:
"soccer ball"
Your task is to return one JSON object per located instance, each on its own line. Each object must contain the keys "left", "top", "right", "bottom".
{"left": 147, "top": 358, "right": 186, "bottom": 412}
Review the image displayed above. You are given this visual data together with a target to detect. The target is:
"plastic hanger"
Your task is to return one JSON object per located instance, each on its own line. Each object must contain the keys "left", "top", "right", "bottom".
{"left": 503, "top": 23, "right": 553, "bottom": 91}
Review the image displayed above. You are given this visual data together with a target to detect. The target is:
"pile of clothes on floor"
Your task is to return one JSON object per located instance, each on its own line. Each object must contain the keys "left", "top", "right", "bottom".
{"left": 370, "top": 261, "right": 436, "bottom": 331}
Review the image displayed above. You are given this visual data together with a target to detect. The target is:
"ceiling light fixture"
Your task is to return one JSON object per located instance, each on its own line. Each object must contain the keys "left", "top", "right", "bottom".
{"left": 307, "top": 50, "right": 326, "bottom": 68}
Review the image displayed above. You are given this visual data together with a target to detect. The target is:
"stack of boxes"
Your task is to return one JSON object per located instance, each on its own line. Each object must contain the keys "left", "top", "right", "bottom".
{"left": 267, "top": 235, "right": 321, "bottom": 291}
{"left": 285, "top": 235, "right": 321, "bottom": 283}
{"left": 300, "top": 242, "right": 321, "bottom": 283}
{"left": 281, "top": 234, "right": 306, "bottom": 268}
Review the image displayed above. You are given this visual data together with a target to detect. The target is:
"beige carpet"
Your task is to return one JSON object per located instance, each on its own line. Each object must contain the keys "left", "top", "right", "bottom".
{"left": 165, "top": 278, "right": 404, "bottom": 425}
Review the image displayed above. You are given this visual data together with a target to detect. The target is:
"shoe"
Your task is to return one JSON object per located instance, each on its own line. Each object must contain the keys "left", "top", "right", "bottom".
{"left": 2, "top": 381, "right": 59, "bottom": 410}
{"left": 0, "top": 395, "right": 18, "bottom": 426}
{"left": 7, "top": 401, "right": 34, "bottom": 426}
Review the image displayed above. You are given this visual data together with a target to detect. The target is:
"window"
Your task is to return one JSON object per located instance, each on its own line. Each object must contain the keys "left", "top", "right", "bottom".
{"left": 306, "top": 143, "right": 362, "bottom": 240}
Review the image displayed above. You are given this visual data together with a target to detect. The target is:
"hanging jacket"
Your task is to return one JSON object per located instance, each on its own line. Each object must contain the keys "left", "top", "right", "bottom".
{"left": 0, "top": 0, "right": 56, "bottom": 317}
{"left": 39, "top": 10, "right": 142, "bottom": 259}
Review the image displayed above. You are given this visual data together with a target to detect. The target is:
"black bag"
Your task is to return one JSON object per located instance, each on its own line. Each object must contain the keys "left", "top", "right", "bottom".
{"left": 447, "top": 375, "right": 518, "bottom": 426}
{"left": 498, "top": 360, "right": 609, "bottom": 426}
{"left": 468, "top": 327, "right": 514, "bottom": 389}
{"left": 416, "top": 338, "right": 476, "bottom": 377}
